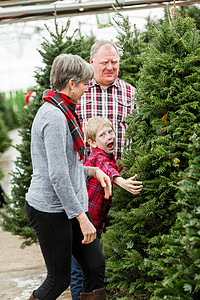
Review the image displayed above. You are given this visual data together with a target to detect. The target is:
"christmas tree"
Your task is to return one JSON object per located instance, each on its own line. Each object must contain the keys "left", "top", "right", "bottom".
{"left": 103, "top": 6, "right": 200, "bottom": 298}
{"left": 112, "top": 11, "right": 146, "bottom": 87}
{"left": 152, "top": 125, "right": 200, "bottom": 299}
{"left": 178, "top": 5, "right": 200, "bottom": 30}
{"left": 0, "top": 112, "right": 10, "bottom": 154}
{"left": 0, "top": 108, "right": 11, "bottom": 206}
{"left": 0, "top": 18, "right": 94, "bottom": 247}
{"left": 34, "top": 19, "right": 94, "bottom": 100}
{"left": 0, "top": 93, "right": 19, "bottom": 131}
{"left": 0, "top": 94, "right": 11, "bottom": 193}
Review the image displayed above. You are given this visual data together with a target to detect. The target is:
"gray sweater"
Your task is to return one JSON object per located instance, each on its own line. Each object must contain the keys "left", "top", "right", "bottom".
{"left": 26, "top": 102, "right": 89, "bottom": 219}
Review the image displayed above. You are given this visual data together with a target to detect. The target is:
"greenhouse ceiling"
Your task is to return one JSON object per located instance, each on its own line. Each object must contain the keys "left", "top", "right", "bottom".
{"left": 0, "top": 0, "right": 199, "bottom": 24}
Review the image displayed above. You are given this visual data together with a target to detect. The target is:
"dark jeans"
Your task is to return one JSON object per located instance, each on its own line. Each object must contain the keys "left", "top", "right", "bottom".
{"left": 70, "top": 256, "right": 83, "bottom": 300}
{"left": 70, "top": 230, "right": 103, "bottom": 300}
{"left": 25, "top": 202, "right": 105, "bottom": 300}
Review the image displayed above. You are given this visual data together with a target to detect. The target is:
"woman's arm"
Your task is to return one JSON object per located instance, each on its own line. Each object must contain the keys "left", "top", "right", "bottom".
{"left": 76, "top": 211, "right": 96, "bottom": 244}
{"left": 88, "top": 167, "right": 112, "bottom": 199}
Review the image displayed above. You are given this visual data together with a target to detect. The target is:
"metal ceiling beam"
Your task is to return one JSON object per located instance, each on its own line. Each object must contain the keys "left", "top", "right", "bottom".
{"left": 0, "top": 0, "right": 198, "bottom": 24}
{"left": 0, "top": 0, "right": 54, "bottom": 7}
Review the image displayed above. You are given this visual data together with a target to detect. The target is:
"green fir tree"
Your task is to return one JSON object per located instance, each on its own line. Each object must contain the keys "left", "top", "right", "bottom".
{"left": 34, "top": 18, "right": 94, "bottom": 100}
{"left": 0, "top": 102, "right": 41, "bottom": 245}
{"left": 178, "top": 5, "right": 200, "bottom": 30}
{"left": 112, "top": 11, "right": 146, "bottom": 87}
{"left": 151, "top": 125, "right": 200, "bottom": 300}
{"left": 159, "top": 5, "right": 200, "bottom": 31}
{"left": 0, "top": 18, "right": 94, "bottom": 247}
{"left": 103, "top": 6, "right": 200, "bottom": 299}
{"left": 0, "top": 93, "right": 19, "bottom": 131}
{"left": 0, "top": 112, "right": 10, "bottom": 202}
{"left": 0, "top": 113, "right": 11, "bottom": 154}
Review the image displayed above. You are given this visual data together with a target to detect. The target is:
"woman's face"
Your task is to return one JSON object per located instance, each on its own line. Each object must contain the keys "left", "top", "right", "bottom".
{"left": 71, "top": 81, "right": 88, "bottom": 104}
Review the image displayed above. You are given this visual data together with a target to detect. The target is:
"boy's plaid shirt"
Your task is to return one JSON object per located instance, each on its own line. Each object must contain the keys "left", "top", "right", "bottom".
{"left": 76, "top": 78, "right": 137, "bottom": 160}
{"left": 84, "top": 148, "right": 122, "bottom": 231}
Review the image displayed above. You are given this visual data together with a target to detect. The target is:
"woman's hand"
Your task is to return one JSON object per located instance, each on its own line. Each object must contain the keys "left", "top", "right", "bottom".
{"left": 76, "top": 211, "right": 96, "bottom": 244}
{"left": 114, "top": 174, "right": 143, "bottom": 195}
{"left": 88, "top": 167, "right": 112, "bottom": 199}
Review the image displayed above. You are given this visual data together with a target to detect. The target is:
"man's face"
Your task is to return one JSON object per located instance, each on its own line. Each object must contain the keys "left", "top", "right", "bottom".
{"left": 90, "top": 45, "right": 119, "bottom": 89}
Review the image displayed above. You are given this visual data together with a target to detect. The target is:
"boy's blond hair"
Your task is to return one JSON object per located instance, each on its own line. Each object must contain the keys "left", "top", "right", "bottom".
{"left": 84, "top": 116, "right": 114, "bottom": 141}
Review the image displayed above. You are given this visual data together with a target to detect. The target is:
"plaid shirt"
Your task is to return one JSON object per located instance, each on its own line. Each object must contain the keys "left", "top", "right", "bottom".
{"left": 84, "top": 148, "right": 122, "bottom": 231}
{"left": 76, "top": 78, "right": 137, "bottom": 160}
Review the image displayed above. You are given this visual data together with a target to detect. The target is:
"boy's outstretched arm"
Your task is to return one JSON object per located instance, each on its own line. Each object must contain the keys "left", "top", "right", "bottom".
{"left": 114, "top": 174, "right": 143, "bottom": 195}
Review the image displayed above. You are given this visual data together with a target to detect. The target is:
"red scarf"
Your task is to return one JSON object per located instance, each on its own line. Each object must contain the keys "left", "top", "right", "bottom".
{"left": 43, "top": 88, "right": 85, "bottom": 161}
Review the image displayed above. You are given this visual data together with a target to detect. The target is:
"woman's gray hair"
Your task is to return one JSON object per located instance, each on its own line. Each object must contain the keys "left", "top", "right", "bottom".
{"left": 50, "top": 54, "right": 94, "bottom": 91}
{"left": 90, "top": 40, "right": 119, "bottom": 58}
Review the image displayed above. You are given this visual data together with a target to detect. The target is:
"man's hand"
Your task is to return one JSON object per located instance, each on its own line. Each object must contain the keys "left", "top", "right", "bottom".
{"left": 76, "top": 211, "right": 96, "bottom": 244}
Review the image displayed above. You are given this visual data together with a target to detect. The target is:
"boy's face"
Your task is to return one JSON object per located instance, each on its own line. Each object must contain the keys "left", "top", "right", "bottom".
{"left": 89, "top": 125, "right": 116, "bottom": 155}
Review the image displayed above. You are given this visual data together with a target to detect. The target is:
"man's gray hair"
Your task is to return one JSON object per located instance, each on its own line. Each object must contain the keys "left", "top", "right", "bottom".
{"left": 50, "top": 53, "right": 94, "bottom": 91}
{"left": 90, "top": 40, "right": 119, "bottom": 58}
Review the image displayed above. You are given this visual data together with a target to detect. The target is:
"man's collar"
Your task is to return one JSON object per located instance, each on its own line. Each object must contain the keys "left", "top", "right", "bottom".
{"left": 89, "top": 78, "right": 120, "bottom": 89}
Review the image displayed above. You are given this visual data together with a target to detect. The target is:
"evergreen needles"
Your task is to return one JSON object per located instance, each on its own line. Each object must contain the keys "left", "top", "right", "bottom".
{"left": 103, "top": 7, "right": 200, "bottom": 299}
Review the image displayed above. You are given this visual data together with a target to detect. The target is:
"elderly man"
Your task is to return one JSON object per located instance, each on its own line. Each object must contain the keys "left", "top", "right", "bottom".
{"left": 76, "top": 40, "right": 137, "bottom": 160}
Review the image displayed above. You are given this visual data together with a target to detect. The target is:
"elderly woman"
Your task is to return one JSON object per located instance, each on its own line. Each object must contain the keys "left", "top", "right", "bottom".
{"left": 26, "top": 54, "right": 111, "bottom": 300}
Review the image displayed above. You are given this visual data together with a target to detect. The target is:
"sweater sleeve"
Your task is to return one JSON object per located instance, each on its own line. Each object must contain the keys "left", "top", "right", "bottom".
{"left": 83, "top": 165, "right": 89, "bottom": 181}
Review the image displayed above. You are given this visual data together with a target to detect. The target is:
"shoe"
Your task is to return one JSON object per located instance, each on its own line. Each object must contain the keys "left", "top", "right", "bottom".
{"left": 29, "top": 291, "right": 39, "bottom": 300}
{"left": 80, "top": 287, "right": 106, "bottom": 299}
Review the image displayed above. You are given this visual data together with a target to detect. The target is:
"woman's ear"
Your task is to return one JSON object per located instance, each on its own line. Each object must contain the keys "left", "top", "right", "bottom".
{"left": 68, "top": 78, "right": 74, "bottom": 90}
{"left": 88, "top": 139, "right": 97, "bottom": 149}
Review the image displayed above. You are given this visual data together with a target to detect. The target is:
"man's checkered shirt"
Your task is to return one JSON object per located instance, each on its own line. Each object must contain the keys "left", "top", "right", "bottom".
{"left": 76, "top": 78, "right": 137, "bottom": 160}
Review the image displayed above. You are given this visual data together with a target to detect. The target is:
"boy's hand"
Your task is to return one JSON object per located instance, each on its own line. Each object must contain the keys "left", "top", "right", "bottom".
{"left": 114, "top": 174, "right": 143, "bottom": 195}
{"left": 76, "top": 211, "right": 96, "bottom": 244}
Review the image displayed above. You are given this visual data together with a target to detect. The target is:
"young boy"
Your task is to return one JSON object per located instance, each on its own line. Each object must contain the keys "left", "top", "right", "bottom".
{"left": 84, "top": 116, "right": 143, "bottom": 231}
{"left": 70, "top": 116, "right": 143, "bottom": 299}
